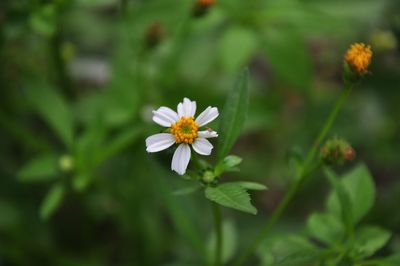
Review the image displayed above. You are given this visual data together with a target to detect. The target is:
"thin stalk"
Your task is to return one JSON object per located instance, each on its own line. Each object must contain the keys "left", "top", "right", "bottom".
{"left": 212, "top": 202, "right": 222, "bottom": 266}
{"left": 233, "top": 85, "right": 354, "bottom": 266}
{"left": 120, "top": 0, "right": 128, "bottom": 16}
{"left": 301, "top": 84, "right": 353, "bottom": 174}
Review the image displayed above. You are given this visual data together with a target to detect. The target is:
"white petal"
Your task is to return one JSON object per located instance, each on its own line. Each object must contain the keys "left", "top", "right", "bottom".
{"left": 195, "top": 106, "right": 219, "bottom": 126}
{"left": 178, "top": 97, "right": 196, "bottom": 118}
{"left": 192, "top": 138, "right": 213, "bottom": 155}
{"left": 152, "top": 106, "right": 179, "bottom": 127}
{"left": 159, "top": 107, "right": 179, "bottom": 122}
{"left": 146, "top": 133, "right": 176, "bottom": 153}
{"left": 171, "top": 143, "right": 191, "bottom": 175}
{"left": 197, "top": 130, "right": 218, "bottom": 138}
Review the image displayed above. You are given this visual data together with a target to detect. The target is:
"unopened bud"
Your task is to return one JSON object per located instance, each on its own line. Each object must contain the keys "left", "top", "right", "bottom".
{"left": 59, "top": 155, "right": 74, "bottom": 172}
{"left": 344, "top": 147, "right": 356, "bottom": 161}
{"left": 343, "top": 43, "right": 373, "bottom": 84}
{"left": 193, "top": 0, "right": 215, "bottom": 17}
{"left": 144, "top": 21, "right": 166, "bottom": 48}
{"left": 320, "top": 137, "right": 356, "bottom": 165}
{"left": 201, "top": 170, "right": 218, "bottom": 185}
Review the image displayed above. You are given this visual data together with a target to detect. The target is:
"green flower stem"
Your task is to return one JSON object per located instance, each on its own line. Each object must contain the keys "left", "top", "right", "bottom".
{"left": 234, "top": 84, "right": 354, "bottom": 266}
{"left": 120, "top": 0, "right": 128, "bottom": 16}
{"left": 301, "top": 84, "right": 353, "bottom": 174}
{"left": 212, "top": 202, "right": 222, "bottom": 266}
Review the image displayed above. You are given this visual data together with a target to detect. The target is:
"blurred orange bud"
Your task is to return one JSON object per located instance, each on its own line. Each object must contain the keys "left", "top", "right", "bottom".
{"left": 344, "top": 43, "right": 372, "bottom": 75}
{"left": 145, "top": 21, "right": 166, "bottom": 48}
{"left": 193, "top": 0, "right": 215, "bottom": 17}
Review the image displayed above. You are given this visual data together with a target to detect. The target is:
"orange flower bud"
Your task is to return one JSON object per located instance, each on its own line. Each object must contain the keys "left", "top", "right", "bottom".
{"left": 344, "top": 43, "right": 373, "bottom": 75}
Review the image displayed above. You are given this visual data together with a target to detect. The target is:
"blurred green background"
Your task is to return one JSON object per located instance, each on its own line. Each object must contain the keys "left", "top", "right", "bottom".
{"left": 1, "top": 0, "right": 400, "bottom": 265}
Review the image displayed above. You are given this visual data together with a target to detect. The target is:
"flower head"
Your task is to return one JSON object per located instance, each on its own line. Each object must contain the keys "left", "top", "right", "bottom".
{"left": 144, "top": 21, "right": 166, "bottom": 48}
{"left": 197, "top": 0, "right": 215, "bottom": 7}
{"left": 320, "top": 137, "right": 356, "bottom": 165}
{"left": 146, "top": 98, "right": 219, "bottom": 175}
{"left": 344, "top": 43, "right": 372, "bottom": 75}
{"left": 193, "top": 0, "right": 215, "bottom": 17}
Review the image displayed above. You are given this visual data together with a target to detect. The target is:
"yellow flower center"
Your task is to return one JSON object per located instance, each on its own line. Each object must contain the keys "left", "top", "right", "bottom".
{"left": 170, "top": 117, "right": 199, "bottom": 144}
{"left": 344, "top": 43, "right": 373, "bottom": 74}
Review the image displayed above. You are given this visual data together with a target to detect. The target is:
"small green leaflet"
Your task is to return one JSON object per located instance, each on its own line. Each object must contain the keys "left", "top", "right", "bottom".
{"left": 17, "top": 153, "right": 59, "bottom": 182}
{"left": 214, "top": 155, "right": 243, "bottom": 176}
{"left": 326, "top": 164, "right": 375, "bottom": 225}
{"left": 205, "top": 182, "right": 258, "bottom": 215}
{"left": 350, "top": 226, "right": 391, "bottom": 260}
{"left": 40, "top": 182, "right": 65, "bottom": 220}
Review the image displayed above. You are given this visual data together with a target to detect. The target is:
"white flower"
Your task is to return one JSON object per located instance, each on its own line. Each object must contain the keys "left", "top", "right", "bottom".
{"left": 145, "top": 98, "right": 219, "bottom": 175}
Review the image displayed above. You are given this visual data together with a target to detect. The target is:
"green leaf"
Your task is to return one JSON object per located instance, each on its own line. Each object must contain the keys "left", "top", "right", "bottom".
{"left": 72, "top": 174, "right": 92, "bottom": 192}
{"left": 378, "top": 254, "right": 400, "bottom": 266}
{"left": 350, "top": 226, "right": 391, "bottom": 260}
{"left": 26, "top": 83, "right": 74, "bottom": 147}
{"left": 172, "top": 184, "right": 201, "bottom": 196}
{"left": 40, "top": 183, "right": 65, "bottom": 220}
{"left": 306, "top": 212, "right": 344, "bottom": 245}
{"left": 214, "top": 155, "right": 243, "bottom": 176}
{"left": 17, "top": 154, "right": 59, "bottom": 182}
{"left": 262, "top": 28, "right": 311, "bottom": 90}
{"left": 217, "top": 69, "right": 249, "bottom": 160}
{"left": 92, "top": 126, "right": 143, "bottom": 166}
{"left": 324, "top": 168, "right": 354, "bottom": 232}
{"left": 326, "top": 164, "right": 375, "bottom": 224}
{"left": 29, "top": 4, "right": 57, "bottom": 37}
{"left": 207, "top": 220, "right": 238, "bottom": 264}
{"left": 205, "top": 183, "right": 257, "bottom": 214}
{"left": 233, "top": 181, "right": 267, "bottom": 191}
{"left": 275, "top": 250, "right": 321, "bottom": 266}
{"left": 218, "top": 27, "right": 258, "bottom": 72}
{"left": 259, "top": 235, "right": 317, "bottom": 266}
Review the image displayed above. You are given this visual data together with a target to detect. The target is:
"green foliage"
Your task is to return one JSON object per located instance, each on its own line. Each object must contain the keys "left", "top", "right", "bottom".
{"left": 259, "top": 235, "right": 318, "bottom": 266}
{"left": 214, "top": 155, "right": 243, "bottom": 176}
{"left": 206, "top": 220, "right": 238, "bottom": 264}
{"left": 26, "top": 83, "right": 74, "bottom": 148}
{"left": 205, "top": 182, "right": 257, "bottom": 214}
{"left": 2, "top": 0, "right": 400, "bottom": 264}
{"left": 350, "top": 226, "right": 391, "bottom": 260}
{"left": 306, "top": 212, "right": 344, "bottom": 245}
{"left": 17, "top": 153, "right": 59, "bottom": 182}
{"left": 232, "top": 181, "right": 267, "bottom": 191}
{"left": 327, "top": 164, "right": 375, "bottom": 225}
{"left": 217, "top": 69, "right": 249, "bottom": 160}
{"left": 262, "top": 28, "right": 312, "bottom": 90}
{"left": 40, "top": 182, "right": 65, "bottom": 220}
{"left": 218, "top": 26, "right": 258, "bottom": 72}
{"left": 29, "top": 4, "right": 57, "bottom": 37}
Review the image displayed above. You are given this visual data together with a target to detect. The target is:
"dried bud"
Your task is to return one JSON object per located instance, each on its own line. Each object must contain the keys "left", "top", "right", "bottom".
{"left": 344, "top": 43, "right": 373, "bottom": 83}
{"left": 320, "top": 137, "right": 356, "bottom": 165}
{"left": 344, "top": 147, "right": 356, "bottom": 161}
{"left": 145, "top": 22, "right": 166, "bottom": 48}
{"left": 193, "top": 0, "right": 215, "bottom": 17}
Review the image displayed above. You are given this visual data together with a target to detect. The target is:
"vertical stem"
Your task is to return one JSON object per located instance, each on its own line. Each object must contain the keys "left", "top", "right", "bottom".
{"left": 51, "top": 26, "right": 72, "bottom": 99}
{"left": 120, "top": 0, "right": 128, "bottom": 16}
{"left": 212, "top": 202, "right": 222, "bottom": 266}
{"left": 300, "top": 85, "right": 353, "bottom": 174}
{"left": 233, "top": 85, "right": 353, "bottom": 266}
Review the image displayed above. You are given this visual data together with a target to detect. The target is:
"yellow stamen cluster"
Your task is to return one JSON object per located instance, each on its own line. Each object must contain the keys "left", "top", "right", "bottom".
{"left": 344, "top": 43, "right": 373, "bottom": 74}
{"left": 170, "top": 117, "right": 199, "bottom": 144}
{"left": 197, "top": 0, "right": 215, "bottom": 7}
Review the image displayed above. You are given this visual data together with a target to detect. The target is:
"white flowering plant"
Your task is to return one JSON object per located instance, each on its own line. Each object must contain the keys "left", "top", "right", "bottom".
{"left": 145, "top": 69, "right": 267, "bottom": 218}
